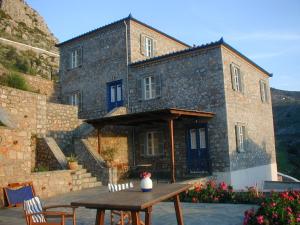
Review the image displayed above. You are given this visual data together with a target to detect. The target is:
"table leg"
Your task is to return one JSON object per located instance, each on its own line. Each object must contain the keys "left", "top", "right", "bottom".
{"left": 145, "top": 207, "right": 152, "bottom": 225}
{"left": 174, "top": 195, "right": 184, "bottom": 225}
{"left": 131, "top": 211, "right": 141, "bottom": 225}
{"left": 95, "top": 209, "right": 105, "bottom": 225}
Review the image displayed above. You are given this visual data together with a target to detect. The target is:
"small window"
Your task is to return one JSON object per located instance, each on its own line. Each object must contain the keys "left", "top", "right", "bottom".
{"left": 69, "top": 92, "right": 82, "bottom": 110}
{"left": 70, "top": 48, "right": 82, "bottom": 69}
{"left": 235, "top": 124, "right": 247, "bottom": 152}
{"left": 143, "top": 76, "right": 155, "bottom": 100}
{"left": 230, "top": 64, "right": 244, "bottom": 93}
{"left": 141, "top": 131, "right": 164, "bottom": 156}
{"left": 260, "top": 80, "right": 269, "bottom": 103}
{"left": 190, "top": 129, "right": 197, "bottom": 150}
{"left": 145, "top": 37, "right": 153, "bottom": 57}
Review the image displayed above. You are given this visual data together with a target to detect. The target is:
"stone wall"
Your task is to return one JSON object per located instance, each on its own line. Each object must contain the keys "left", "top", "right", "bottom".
{"left": 0, "top": 85, "right": 81, "bottom": 164}
{"left": 21, "top": 74, "right": 60, "bottom": 103}
{"left": 59, "top": 22, "right": 128, "bottom": 120}
{"left": 129, "top": 19, "right": 188, "bottom": 63}
{"left": 0, "top": 126, "right": 73, "bottom": 207}
{"left": 129, "top": 47, "right": 230, "bottom": 173}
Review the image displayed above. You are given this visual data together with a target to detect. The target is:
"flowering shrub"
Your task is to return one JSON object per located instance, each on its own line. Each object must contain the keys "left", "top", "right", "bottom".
{"left": 180, "top": 180, "right": 263, "bottom": 204}
{"left": 140, "top": 171, "right": 151, "bottom": 179}
{"left": 244, "top": 191, "right": 300, "bottom": 225}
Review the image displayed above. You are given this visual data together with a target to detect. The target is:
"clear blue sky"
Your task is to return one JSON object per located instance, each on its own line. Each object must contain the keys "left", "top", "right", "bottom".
{"left": 27, "top": 0, "right": 300, "bottom": 91}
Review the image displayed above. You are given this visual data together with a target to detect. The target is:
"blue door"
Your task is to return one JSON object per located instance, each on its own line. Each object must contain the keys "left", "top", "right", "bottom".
{"left": 187, "top": 125, "right": 209, "bottom": 173}
{"left": 107, "top": 80, "right": 123, "bottom": 111}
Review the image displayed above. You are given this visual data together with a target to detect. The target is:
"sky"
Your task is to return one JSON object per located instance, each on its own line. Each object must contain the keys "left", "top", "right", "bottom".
{"left": 27, "top": 0, "right": 300, "bottom": 91}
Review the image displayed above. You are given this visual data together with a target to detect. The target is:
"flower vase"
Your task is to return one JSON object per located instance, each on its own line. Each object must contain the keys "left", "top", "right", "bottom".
{"left": 140, "top": 177, "right": 153, "bottom": 192}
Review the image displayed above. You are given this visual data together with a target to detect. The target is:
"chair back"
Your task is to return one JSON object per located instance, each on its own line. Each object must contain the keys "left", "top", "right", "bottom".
{"left": 108, "top": 182, "right": 134, "bottom": 192}
{"left": 23, "top": 197, "right": 46, "bottom": 223}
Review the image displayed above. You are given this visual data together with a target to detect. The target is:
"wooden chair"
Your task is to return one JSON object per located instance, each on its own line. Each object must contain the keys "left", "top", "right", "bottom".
{"left": 108, "top": 182, "right": 145, "bottom": 225}
{"left": 23, "top": 196, "right": 77, "bottom": 225}
{"left": 3, "top": 182, "right": 36, "bottom": 207}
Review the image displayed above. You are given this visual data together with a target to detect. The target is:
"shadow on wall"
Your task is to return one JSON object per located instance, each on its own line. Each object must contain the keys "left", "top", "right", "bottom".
{"left": 0, "top": 107, "right": 16, "bottom": 128}
{"left": 46, "top": 130, "right": 75, "bottom": 156}
{"left": 230, "top": 138, "right": 274, "bottom": 171}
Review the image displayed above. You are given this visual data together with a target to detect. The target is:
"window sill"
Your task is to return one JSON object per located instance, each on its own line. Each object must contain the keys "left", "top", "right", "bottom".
{"left": 139, "top": 96, "right": 161, "bottom": 102}
{"left": 67, "top": 65, "right": 82, "bottom": 71}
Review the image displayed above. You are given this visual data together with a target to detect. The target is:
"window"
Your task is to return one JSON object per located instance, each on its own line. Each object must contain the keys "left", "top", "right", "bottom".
{"left": 235, "top": 124, "right": 247, "bottom": 152}
{"left": 70, "top": 48, "right": 82, "bottom": 69}
{"left": 145, "top": 37, "right": 153, "bottom": 57}
{"left": 199, "top": 128, "right": 207, "bottom": 149}
{"left": 190, "top": 129, "right": 197, "bottom": 150}
{"left": 230, "top": 64, "right": 244, "bottom": 93}
{"left": 140, "top": 131, "right": 164, "bottom": 156}
{"left": 260, "top": 80, "right": 269, "bottom": 103}
{"left": 69, "top": 92, "right": 82, "bottom": 110}
{"left": 143, "top": 76, "right": 155, "bottom": 100}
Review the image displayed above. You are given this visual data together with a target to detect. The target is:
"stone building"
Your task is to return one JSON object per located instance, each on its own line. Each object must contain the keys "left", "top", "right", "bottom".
{"left": 57, "top": 15, "right": 277, "bottom": 189}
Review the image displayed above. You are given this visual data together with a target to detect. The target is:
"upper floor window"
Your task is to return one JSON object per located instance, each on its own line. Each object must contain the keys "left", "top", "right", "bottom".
{"left": 70, "top": 47, "right": 82, "bottom": 69}
{"left": 145, "top": 37, "right": 153, "bottom": 57}
{"left": 260, "top": 80, "right": 269, "bottom": 103}
{"left": 137, "top": 75, "right": 161, "bottom": 100}
{"left": 235, "top": 123, "right": 247, "bottom": 152}
{"left": 230, "top": 64, "right": 244, "bottom": 93}
{"left": 69, "top": 92, "right": 82, "bottom": 110}
{"left": 140, "top": 131, "right": 164, "bottom": 157}
{"left": 144, "top": 76, "right": 155, "bottom": 100}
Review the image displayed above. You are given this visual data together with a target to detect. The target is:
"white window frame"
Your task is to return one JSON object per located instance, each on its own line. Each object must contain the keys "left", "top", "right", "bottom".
{"left": 143, "top": 76, "right": 155, "bottom": 100}
{"left": 69, "top": 92, "right": 82, "bottom": 110}
{"left": 260, "top": 80, "right": 268, "bottom": 103}
{"left": 70, "top": 48, "right": 81, "bottom": 69}
{"left": 145, "top": 37, "right": 153, "bottom": 57}
{"left": 233, "top": 66, "right": 241, "bottom": 92}
{"left": 145, "top": 131, "right": 163, "bottom": 156}
{"left": 236, "top": 124, "right": 246, "bottom": 152}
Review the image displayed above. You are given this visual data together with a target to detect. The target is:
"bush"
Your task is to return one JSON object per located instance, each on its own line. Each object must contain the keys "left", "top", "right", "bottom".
{"left": 4, "top": 72, "right": 28, "bottom": 91}
{"left": 15, "top": 57, "right": 30, "bottom": 73}
{"left": 244, "top": 191, "right": 300, "bottom": 225}
{"left": 180, "top": 180, "right": 263, "bottom": 204}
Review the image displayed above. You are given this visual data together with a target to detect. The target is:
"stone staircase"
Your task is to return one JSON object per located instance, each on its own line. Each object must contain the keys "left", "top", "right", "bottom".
{"left": 71, "top": 164, "right": 102, "bottom": 191}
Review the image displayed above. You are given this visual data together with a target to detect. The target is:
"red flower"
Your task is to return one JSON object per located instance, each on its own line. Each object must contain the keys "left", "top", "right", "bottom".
{"left": 140, "top": 171, "right": 151, "bottom": 179}
{"left": 219, "top": 182, "right": 228, "bottom": 191}
{"left": 192, "top": 197, "right": 198, "bottom": 203}
{"left": 256, "top": 215, "right": 264, "bottom": 224}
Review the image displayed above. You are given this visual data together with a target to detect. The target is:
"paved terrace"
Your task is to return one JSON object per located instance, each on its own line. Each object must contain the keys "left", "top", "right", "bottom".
{"left": 0, "top": 186, "right": 257, "bottom": 225}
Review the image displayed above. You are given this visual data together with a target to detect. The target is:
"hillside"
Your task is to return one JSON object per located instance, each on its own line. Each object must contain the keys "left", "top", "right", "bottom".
{"left": 0, "top": 0, "right": 59, "bottom": 80}
{"left": 271, "top": 88, "right": 300, "bottom": 179}
{"left": 0, "top": 0, "right": 58, "bottom": 52}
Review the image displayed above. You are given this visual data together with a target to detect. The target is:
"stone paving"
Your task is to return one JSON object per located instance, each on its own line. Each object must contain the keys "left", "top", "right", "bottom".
{"left": 0, "top": 187, "right": 257, "bottom": 225}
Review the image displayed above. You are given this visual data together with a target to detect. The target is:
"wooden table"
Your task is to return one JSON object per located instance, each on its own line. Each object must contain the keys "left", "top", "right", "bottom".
{"left": 71, "top": 183, "right": 191, "bottom": 225}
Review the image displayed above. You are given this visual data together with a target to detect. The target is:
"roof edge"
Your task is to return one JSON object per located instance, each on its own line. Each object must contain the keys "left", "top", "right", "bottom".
{"left": 130, "top": 38, "right": 273, "bottom": 77}
{"left": 56, "top": 15, "right": 190, "bottom": 48}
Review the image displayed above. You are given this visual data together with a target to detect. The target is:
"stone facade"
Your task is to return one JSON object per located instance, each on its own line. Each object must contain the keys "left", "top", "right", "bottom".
{"left": 57, "top": 16, "right": 277, "bottom": 188}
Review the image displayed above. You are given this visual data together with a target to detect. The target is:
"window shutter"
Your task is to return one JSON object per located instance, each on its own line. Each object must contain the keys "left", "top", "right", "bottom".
{"left": 153, "top": 39, "right": 157, "bottom": 57}
{"left": 78, "top": 47, "right": 83, "bottom": 66}
{"left": 78, "top": 92, "right": 83, "bottom": 111}
{"left": 158, "top": 132, "right": 164, "bottom": 156}
{"left": 240, "top": 71, "right": 245, "bottom": 94}
{"left": 140, "top": 34, "right": 146, "bottom": 56}
{"left": 259, "top": 80, "right": 264, "bottom": 102}
{"left": 265, "top": 83, "right": 270, "bottom": 103}
{"left": 230, "top": 64, "right": 237, "bottom": 91}
{"left": 235, "top": 125, "right": 240, "bottom": 152}
{"left": 137, "top": 78, "right": 143, "bottom": 100}
{"left": 243, "top": 126, "right": 248, "bottom": 151}
{"left": 155, "top": 74, "right": 162, "bottom": 98}
{"left": 139, "top": 133, "right": 146, "bottom": 156}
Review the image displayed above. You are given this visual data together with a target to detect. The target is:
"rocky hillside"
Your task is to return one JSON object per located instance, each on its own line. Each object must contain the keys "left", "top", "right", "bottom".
{"left": 271, "top": 88, "right": 300, "bottom": 179}
{"left": 0, "top": 0, "right": 58, "bottom": 52}
{"left": 0, "top": 0, "right": 59, "bottom": 80}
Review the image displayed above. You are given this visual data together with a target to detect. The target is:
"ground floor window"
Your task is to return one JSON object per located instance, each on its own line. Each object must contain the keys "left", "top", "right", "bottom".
{"left": 235, "top": 123, "right": 247, "bottom": 152}
{"left": 140, "top": 131, "right": 164, "bottom": 156}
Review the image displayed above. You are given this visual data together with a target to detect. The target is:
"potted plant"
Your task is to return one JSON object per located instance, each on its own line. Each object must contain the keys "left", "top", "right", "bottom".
{"left": 67, "top": 154, "right": 78, "bottom": 170}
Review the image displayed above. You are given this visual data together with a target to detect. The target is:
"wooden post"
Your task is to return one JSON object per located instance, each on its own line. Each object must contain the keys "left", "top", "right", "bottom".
{"left": 168, "top": 119, "right": 175, "bottom": 183}
{"left": 174, "top": 195, "right": 184, "bottom": 225}
{"left": 97, "top": 127, "right": 101, "bottom": 154}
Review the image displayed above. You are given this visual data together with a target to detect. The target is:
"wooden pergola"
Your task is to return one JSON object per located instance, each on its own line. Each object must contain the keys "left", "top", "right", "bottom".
{"left": 86, "top": 108, "right": 215, "bottom": 183}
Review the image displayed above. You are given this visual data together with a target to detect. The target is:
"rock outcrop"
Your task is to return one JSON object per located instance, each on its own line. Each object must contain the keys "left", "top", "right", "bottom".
{"left": 0, "top": 0, "right": 58, "bottom": 52}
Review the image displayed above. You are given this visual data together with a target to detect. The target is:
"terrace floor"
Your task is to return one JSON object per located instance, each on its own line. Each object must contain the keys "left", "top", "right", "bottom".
{"left": 0, "top": 186, "right": 257, "bottom": 225}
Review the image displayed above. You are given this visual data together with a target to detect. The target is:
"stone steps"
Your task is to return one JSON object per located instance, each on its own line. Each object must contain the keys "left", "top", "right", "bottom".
{"left": 71, "top": 164, "right": 102, "bottom": 191}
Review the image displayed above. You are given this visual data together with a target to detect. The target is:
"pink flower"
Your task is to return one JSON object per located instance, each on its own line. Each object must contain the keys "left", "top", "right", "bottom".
{"left": 140, "top": 171, "right": 151, "bottom": 179}
{"left": 256, "top": 215, "right": 264, "bottom": 224}
{"left": 219, "top": 182, "right": 228, "bottom": 191}
{"left": 272, "top": 213, "right": 278, "bottom": 219}
{"left": 270, "top": 202, "right": 276, "bottom": 207}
